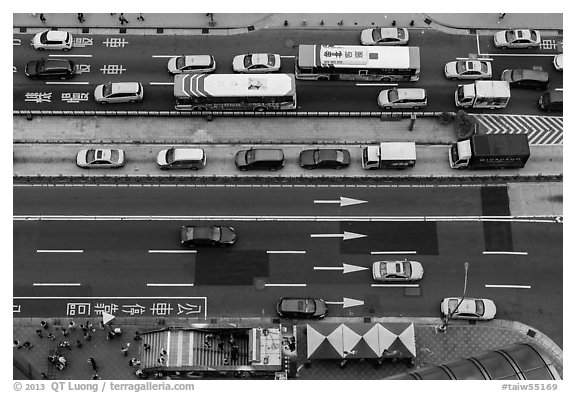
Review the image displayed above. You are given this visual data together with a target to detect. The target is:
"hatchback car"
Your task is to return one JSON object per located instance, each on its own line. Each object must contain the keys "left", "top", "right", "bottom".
{"left": 494, "top": 29, "right": 541, "bottom": 49}
{"left": 378, "top": 88, "right": 427, "bottom": 110}
{"left": 276, "top": 297, "right": 327, "bottom": 319}
{"left": 235, "top": 148, "right": 284, "bottom": 171}
{"left": 372, "top": 260, "right": 424, "bottom": 282}
{"left": 94, "top": 82, "right": 143, "bottom": 104}
{"left": 180, "top": 225, "right": 236, "bottom": 247}
{"left": 232, "top": 53, "right": 281, "bottom": 73}
{"left": 76, "top": 149, "right": 125, "bottom": 168}
{"left": 25, "top": 58, "right": 75, "bottom": 80}
{"left": 32, "top": 30, "right": 73, "bottom": 51}
{"left": 501, "top": 69, "right": 549, "bottom": 90}
{"left": 299, "top": 148, "right": 351, "bottom": 169}
{"left": 441, "top": 297, "right": 496, "bottom": 321}
{"left": 360, "top": 27, "right": 409, "bottom": 46}
{"left": 444, "top": 60, "right": 492, "bottom": 80}
{"left": 538, "top": 91, "right": 563, "bottom": 112}
{"left": 157, "top": 147, "right": 206, "bottom": 170}
{"left": 167, "top": 55, "right": 216, "bottom": 75}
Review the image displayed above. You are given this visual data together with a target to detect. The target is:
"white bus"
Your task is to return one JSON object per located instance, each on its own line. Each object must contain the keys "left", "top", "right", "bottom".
{"left": 174, "top": 73, "right": 297, "bottom": 111}
{"left": 295, "top": 44, "right": 420, "bottom": 82}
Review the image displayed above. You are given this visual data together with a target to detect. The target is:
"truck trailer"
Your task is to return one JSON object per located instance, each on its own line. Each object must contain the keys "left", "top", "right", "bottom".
{"left": 449, "top": 134, "right": 530, "bottom": 169}
{"left": 455, "top": 81, "right": 511, "bottom": 109}
{"left": 362, "top": 142, "right": 416, "bottom": 169}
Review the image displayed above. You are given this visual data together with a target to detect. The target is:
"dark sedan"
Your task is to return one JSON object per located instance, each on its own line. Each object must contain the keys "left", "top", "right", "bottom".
{"left": 276, "top": 297, "right": 327, "bottom": 319}
{"left": 180, "top": 225, "right": 237, "bottom": 247}
{"left": 299, "top": 148, "right": 351, "bottom": 169}
{"left": 25, "top": 58, "right": 75, "bottom": 80}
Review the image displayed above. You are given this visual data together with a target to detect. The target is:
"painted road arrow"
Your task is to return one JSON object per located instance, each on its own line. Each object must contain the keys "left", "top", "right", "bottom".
{"left": 314, "top": 197, "right": 368, "bottom": 207}
{"left": 325, "top": 297, "right": 365, "bottom": 309}
{"left": 102, "top": 311, "right": 115, "bottom": 325}
{"left": 314, "top": 263, "right": 369, "bottom": 274}
{"left": 310, "top": 231, "right": 367, "bottom": 241}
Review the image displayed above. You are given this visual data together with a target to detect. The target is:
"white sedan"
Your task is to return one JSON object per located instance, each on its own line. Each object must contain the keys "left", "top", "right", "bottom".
{"left": 360, "top": 28, "right": 409, "bottom": 46}
{"left": 372, "top": 259, "right": 424, "bottom": 282}
{"left": 32, "top": 30, "right": 73, "bottom": 51}
{"left": 440, "top": 297, "right": 497, "bottom": 321}
{"left": 167, "top": 55, "right": 216, "bottom": 74}
{"left": 76, "top": 149, "right": 125, "bottom": 168}
{"left": 553, "top": 54, "right": 563, "bottom": 71}
{"left": 232, "top": 53, "right": 281, "bottom": 73}
{"left": 444, "top": 60, "right": 492, "bottom": 80}
{"left": 494, "top": 29, "right": 541, "bottom": 49}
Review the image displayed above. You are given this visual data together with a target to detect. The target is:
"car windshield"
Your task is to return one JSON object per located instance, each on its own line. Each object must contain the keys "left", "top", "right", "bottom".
{"left": 109, "top": 150, "right": 119, "bottom": 162}
{"left": 86, "top": 150, "right": 96, "bottom": 163}
{"left": 511, "top": 70, "right": 523, "bottom": 81}
{"left": 372, "top": 29, "right": 382, "bottom": 41}
{"left": 530, "top": 31, "right": 538, "bottom": 41}
{"left": 102, "top": 83, "right": 113, "bottom": 97}
{"left": 244, "top": 56, "right": 253, "bottom": 68}
{"left": 505, "top": 31, "right": 516, "bottom": 42}
{"left": 475, "top": 300, "right": 485, "bottom": 315}
{"left": 388, "top": 89, "right": 400, "bottom": 102}
{"left": 166, "top": 149, "right": 175, "bottom": 164}
{"left": 175, "top": 57, "right": 186, "bottom": 69}
{"left": 480, "top": 62, "right": 488, "bottom": 73}
{"left": 39, "top": 32, "right": 49, "bottom": 44}
{"left": 397, "top": 29, "right": 405, "bottom": 39}
{"left": 267, "top": 54, "right": 275, "bottom": 66}
{"left": 455, "top": 61, "right": 466, "bottom": 73}
{"left": 402, "top": 261, "right": 412, "bottom": 277}
{"left": 245, "top": 150, "right": 255, "bottom": 164}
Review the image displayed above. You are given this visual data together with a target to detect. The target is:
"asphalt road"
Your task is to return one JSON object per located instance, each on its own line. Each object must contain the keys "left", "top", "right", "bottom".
{"left": 13, "top": 184, "right": 562, "bottom": 346}
{"left": 13, "top": 29, "right": 563, "bottom": 114}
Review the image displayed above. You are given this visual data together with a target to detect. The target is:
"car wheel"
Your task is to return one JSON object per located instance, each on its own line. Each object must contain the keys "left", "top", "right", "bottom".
{"left": 240, "top": 168, "right": 247, "bottom": 171}
{"left": 270, "top": 168, "right": 276, "bottom": 171}
{"left": 502, "top": 46, "right": 508, "bottom": 49}
{"left": 450, "top": 77, "right": 458, "bottom": 81}
{"left": 318, "top": 76, "right": 329, "bottom": 81}
{"left": 413, "top": 106, "right": 420, "bottom": 110}
{"left": 63, "top": 47, "right": 71, "bottom": 52}
{"left": 37, "top": 48, "right": 44, "bottom": 51}
{"left": 380, "top": 77, "right": 391, "bottom": 82}
{"left": 384, "top": 106, "right": 392, "bottom": 110}
{"left": 99, "top": 101, "right": 107, "bottom": 104}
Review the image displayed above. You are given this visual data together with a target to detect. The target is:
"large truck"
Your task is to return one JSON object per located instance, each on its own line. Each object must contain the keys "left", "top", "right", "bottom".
{"left": 449, "top": 134, "right": 530, "bottom": 169}
{"left": 362, "top": 142, "right": 416, "bottom": 169}
{"left": 455, "top": 81, "right": 510, "bottom": 109}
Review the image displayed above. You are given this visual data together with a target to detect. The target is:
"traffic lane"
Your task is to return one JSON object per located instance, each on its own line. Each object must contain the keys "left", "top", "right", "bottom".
{"left": 13, "top": 184, "right": 493, "bottom": 217}
{"left": 477, "top": 33, "right": 563, "bottom": 56}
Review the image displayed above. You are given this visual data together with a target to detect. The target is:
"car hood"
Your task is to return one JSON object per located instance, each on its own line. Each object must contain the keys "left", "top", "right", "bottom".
{"left": 482, "top": 299, "right": 497, "bottom": 319}
{"left": 167, "top": 57, "right": 178, "bottom": 73}
{"left": 410, "top": 262, "right": 424, "bottom": 280}
{"left": 501, "top": 69, "right": 513, "bottom": 82}
{"left": 76, "top": 149, "right": 88, "bottom": 166}
{"left": 299, "top": 150, "right": 316, "bottom": 166}
{"left": 360, "top": 29, "right": 374, "bottom": 45}
{"left": 232, "top": 55, "right": 244, "bottom": 71}
{"left": 25, "top": 61, "right": 39, "bottom": 76}
{"left": 157, "top": 149, "right": 168, "bottom": 166}
{"left": 494, "top": 31, "right": 507, "bottom": 45}
{"left": 444, "top": 62, "right": 457, "bottom": 77}
{"left": 93, "top": 85, "right": 104, "bottom": 101}
{"left": 220, "top": 227, "right": 236, "bottom": 244}
{"left": 234, "top": 150, "right": 247, "bottom": 166}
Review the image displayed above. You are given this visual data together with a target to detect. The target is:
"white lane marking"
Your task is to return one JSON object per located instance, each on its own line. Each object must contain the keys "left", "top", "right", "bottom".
{"left": 371, "top": 251, "right": 417, "bottom": 255}
{"left": 264, "top": 283, "right": 307, "bottom": 287}
{"left": 267, "top": 251, "right": 306, "bottom": 254}
{"left": 485, "top": 284, "right": 531, "bottom": 289}
{"left": 356, "top": 83, "right": 398, "bottom": 86}
{"left": 14, "top": 296, "right": 206, "bottom": 299}
{"left": 37, "top": 249, "right": 83, "bottom": 253}
{"left": 48, "top": 54, "right": 92, "bottom": 58}
{"left": 152, "top": 55, "right": 180, "bottom": 58}
{"left": 148, "top": 250, "right": 197, "bottom": 254}
{"left": 147, "top": 283, "right": 194, "bottom": 287}
{"left": 555, "top": 88, "right": 563, "bottom": 91}
{"left": 280, "top": 55, "right": 296, "bottom": 59}
{"left": 371, "top": 284, "right": 420, "bottom": 288}
{"left": 45, "top": 81, "right": 90, "bottom": 85}
{"left": 33, "top": 283, "right": 81, "bottom": 286}
{"left": 456, "top": 57, "right": 493, "bottom": 61}
{"left": 149, "top": 82, "right": 174, "bottom": 85}
{"left": 484, "top": 53, "right": 558, "bottom": 57}
{"left": 476, "top": 34, "right": 481, "bottom": 55}
{"left": 483, "top": 251, "right": 528, "bottom": 256}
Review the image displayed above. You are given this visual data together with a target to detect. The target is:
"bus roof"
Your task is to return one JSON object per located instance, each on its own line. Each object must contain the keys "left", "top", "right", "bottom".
{"left": 298, "top": 45, "right": 420, "bottom": 70}
{"left": 174, "top": 74, "right": 296, "bottom": 99}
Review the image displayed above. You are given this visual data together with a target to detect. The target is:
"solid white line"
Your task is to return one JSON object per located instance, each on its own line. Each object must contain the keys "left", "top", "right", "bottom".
{"left": 267, "top": 251, "right": 306, "bottom": 254}
{"left": 485, "top": 53, "right": 557, "bottom": 57}
{"left": 280, "top": 55, "right": 296, "bottom": 59}
{"left": 14, "top": 296, "right": 206, "bottom": 299}
{"left": 147, "top": 283, "right": 195, "bottom": 287}
{"left": 485, "top": 284, "right": 531, "bottom": 289}
{"left": 264, "top": 283, "right": 307, "bottom": 287}
{"left": 46, "top": 81, "right": 90, "bottom": 85}
{"left": 48, "top": 54, "right": 92, "bottom": 58}
{"left": 314, "top": 267, "right": 343, "bottom": 271}
{"left": 310, "top": 234, "right": 343, "bottom": 238}
{"left": 37, "top": 249, "right": 83, "bottom": 253}
{"left": 356, "top": 83, "right": 398, "bottom": 86}
{"left": 152, "top": 55, "right": 180, "bottom": 58}
{"left": 149, "top": 82, "right": 174, "bottom": 85}
{"left": 555, "top": 88, "right": 563, "bottom": 91}
{"left": 371, "top": 284, "right": 420, "bottom": 288}
{"left": 371, "top": 251, "right": 417, "bottom": 255}
{"left": 148, "top": 250, "right": 197, "bottom": 254}
{"left": 483, "top": 251, "right": 528, "bottom": 256}
{"left": 33, "top": 283, "right": 81, "bottom": 286}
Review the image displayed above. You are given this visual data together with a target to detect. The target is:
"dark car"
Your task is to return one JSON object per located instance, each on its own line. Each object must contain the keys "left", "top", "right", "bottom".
{"left": 276, "top": 297, "right": 327, "bottom": 319}
{"left": 235, "top": 148, "right": 284, "bottom": 171}
{"left": 180, "top": 225, "right": 236, "bottom": 247}
{"left": 299, "top": 148, "right": 351, "bottom": 169}
{"left": 501, "top": 69, "right": 549, "bottom": 90}
{"left": 538, "top": 91, "right": 563, "bottom": 112}
{"left": 25, "top": 58, "right": 75, "bottom": 80}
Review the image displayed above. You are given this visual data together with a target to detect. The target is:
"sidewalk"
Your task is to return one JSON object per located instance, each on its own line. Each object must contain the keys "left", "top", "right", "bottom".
{"left": 13, "top": 316, "right": 563, "bottom": 380}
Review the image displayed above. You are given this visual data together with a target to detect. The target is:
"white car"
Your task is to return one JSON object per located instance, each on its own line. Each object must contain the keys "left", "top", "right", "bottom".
{"left": 94, "top": 82, "right": 144, "bottom": 104}
{"left": 360, "top": 28, "right": 409, "bottom": 46}
{"left": 494, "top": 29, "right": 541, "bottom": 49}
{"left": 232, "top": 53, "right": 281, "bottom": 73}
{"left": 372, "top": 259, "right": 424, "bottom": 282}
{"left": 553, "top": 54, "right": 563, "bottom": 71}
{"left": 444, "top": 60, "right": 492, "bottom": 80}
{"left": 32, "top": 30, "right": 73, "bottom": 51}
{"left": 167, "top": 55, "right": 216, "bottom": 75}
{"left": 76, "top": 149, "right": 125, "bottom": 168}
{"left": 440, "top": 297, "right": 497, "bottom": 321}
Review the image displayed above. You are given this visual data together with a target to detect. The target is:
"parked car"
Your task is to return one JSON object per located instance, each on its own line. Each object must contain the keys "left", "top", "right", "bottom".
{"left": 180, "top": 225, "right": 236, "bottom": 247}
{"left": 167, "top": 55, "right": 216, "bottom": 74}
{"left": 76, "top": 149, "right": 125, "bottom": 168}
{"left": 378, "top": 88, "right": 427, "bottom": 110}
{"left": 94, "top": 82, "right": 143, "bottom": 104}
{"left": 299, "top": 148, "right": 350, "bottom": 169}
{"left": 494, "top": 29, "right": 541, "bottom": 49}
{"left": 276, "top": 297, "right": 327, "bottom": 319}
{"left": 444, "top": 60, "right": 492, "bottom": 80}
{"left": 235, "top": 148, "right": 284, "bottom": 171}
{"left": 372, "top": 260, "right": 424, "bottom": 282}
{"left": 538, "top": 91, "right": 563, "bottom": 112}
{"left": 553, "top": 54, "right": 563, "bottom": 71}
{"left": 501, "top": 69, "right": 549, "bottom": 90}
{"left": 25, "top": 58, "right": 75, "bottom": 80}
{"left": 360, "top": 27, "right": 409, "bottom": 46}
{"left": 232, "top": 53, "right": 281, "bottom": 73}
{"left": 440, "top": 297, "right": 497, "bottom": 321}
{"left": 157, "top": 148, "right": 206, "bottom": 170}
{"left": 32, "top": 30, "right": 73, "bottom": 51}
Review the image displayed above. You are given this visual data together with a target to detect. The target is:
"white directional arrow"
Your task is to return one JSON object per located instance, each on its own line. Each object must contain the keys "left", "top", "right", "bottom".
{"left": 102, "top": 311, "right": 115, "bottom": 325}
{"left": 314, "top": 197, "right": 368, "bottom": 207}
{"left": 310, "top": 231, "right": 367, "bottom": 241}
{"left": 314, "top": 263, "right": 369, "bottom": 274}
{"left": 325, "top": 297, "right": 365, "bottom": 309}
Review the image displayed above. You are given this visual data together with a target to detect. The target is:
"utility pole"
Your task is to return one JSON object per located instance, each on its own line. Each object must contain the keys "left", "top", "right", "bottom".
{"left": 437, "top": 262, "right": 469, "bottom": 332}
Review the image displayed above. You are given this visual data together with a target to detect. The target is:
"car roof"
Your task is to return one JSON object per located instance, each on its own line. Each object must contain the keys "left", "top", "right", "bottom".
{"left": 110, "top": 82, "right": 141, "bottom": 94}
{"left": 173, "top": 148, "right": 204, "bottom": 161}
{"left": 251, "top": 53, "right": 272, "bottom": 64}
{"left": 253, "top": 149, "right": 283, "bottom": 160}
{"left": 45, "top": 30, "right": 69, "bottom": 40}
{"left": 396, "top": 88, "right": 426, "bottom": 99}
{"left": 378, "top": 28, "right": 401, "bottom": 38}
{"left": 281, "top": 298, "right": 311, "bottom": 311}
{"left": 190, "top": 226, "right": 215, "bottom": 239}
{"left": 515, "top": 69, "right": 549, "bottom": 81}
{"left": 183, "top": 55, "right": 213, "bottom": 67}
{"left": 41, "top": 58, "right": 72, "bottom": 69}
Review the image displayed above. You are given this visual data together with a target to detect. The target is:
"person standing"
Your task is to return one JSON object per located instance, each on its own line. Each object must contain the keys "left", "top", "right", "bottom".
{"left": 39, "top": 14, "right": 46, "bottom": 23}
{"left": 77, "top": 13, "right": 85, "bottom": 23}
{"left": 88, "top": 357, "right": 98, "bottom": 371}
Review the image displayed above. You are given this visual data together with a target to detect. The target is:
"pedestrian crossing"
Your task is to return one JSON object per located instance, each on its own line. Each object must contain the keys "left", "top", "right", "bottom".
{"left": 472, "top": 114, "right": 563, "bottom": 145}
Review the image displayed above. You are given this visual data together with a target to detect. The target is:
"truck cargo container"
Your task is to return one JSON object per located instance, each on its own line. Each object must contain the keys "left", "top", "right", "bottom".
{"left": 449, "top": 134, "right": 530, "bottom": 169}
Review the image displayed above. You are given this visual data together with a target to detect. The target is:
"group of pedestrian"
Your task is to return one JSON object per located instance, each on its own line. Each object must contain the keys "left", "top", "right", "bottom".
{"left": 48, "top": 353, "right": 66, "bottom": 371}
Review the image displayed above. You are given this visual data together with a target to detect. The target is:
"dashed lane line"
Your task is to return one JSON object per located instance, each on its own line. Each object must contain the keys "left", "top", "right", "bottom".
{"left": 32, "top": 283, "right": 81, "bottom": 286}
{"left": 148, "top": 250, "right": 197, "bottom": 254}
{"left": 485, "top": 284, "right": 531, "bottom": 289}
{"left": 483, "top": 251, "right": 528, "bottom": 256}
{"left": 36, "top": 249, "right": 83, "bottom": 253}
{"left": 267, "top": 251, "right": 306, "bottom": 254}
{"left": 371, "top": 251, "right": 417, "bottom": 255}
{"left": 147, "top": 283, "right": 195, "bottom": 287}
{"left": 264, "top": 283, "right": 307, "bottom": 287}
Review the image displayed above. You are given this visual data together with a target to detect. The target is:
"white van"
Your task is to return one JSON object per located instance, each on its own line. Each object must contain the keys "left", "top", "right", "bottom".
{"left": 157, "top": 148, "right": 206, "bottom": 170}
{"left": 378, "top": 88, "right": 427, "bottom": 110}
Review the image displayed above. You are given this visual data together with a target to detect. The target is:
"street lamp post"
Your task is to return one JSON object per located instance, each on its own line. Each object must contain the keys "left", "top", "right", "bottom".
{"left": 438, "top": 262, "right": 469, "bottom": 332}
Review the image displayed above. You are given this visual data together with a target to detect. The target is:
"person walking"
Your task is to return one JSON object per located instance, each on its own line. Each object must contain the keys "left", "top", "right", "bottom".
{"left": 77, "top": 13, "right": 85, "bottom": 23}
{"left": 137, "top": 13, "right": 145, "bottom": 21}
{"left": 88, "top": 357, "right": 98, "bottom": 371}
{"left": 13, "top": 340, "right": 22, "bottom": 349}
{"left": 143, "top": 343, "right": 150, "bottom": 351}
{"left": 121, "top": 343, "right": 130, "bottom": 356}
{"left": 47, "top": 333, "right": 56, "bottom": 341}
{"left": 76, "top": 340, "right": 83, "bottom": 349}
{"left": 119, "top": 13, "right": 129, "bottom": 25}
{"left": 84, "top": 332, "right": 92, "bottom": 341}
{"left": 40, "top": 320, "right": 48, "bottom": 329}
{"left": 39, "top": 14, "right": 46, "bottom": 23}
{"left": 68, "top": 321, "right": 76, "bottom": 331}
{"left": 61, "top": 328, "right": 68, "bottom": 337}
{"left": 35, "top": 329, "right": 43, "bottom": 338}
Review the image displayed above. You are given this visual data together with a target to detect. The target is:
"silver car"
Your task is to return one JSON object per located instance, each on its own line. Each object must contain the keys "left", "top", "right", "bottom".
{"left": 372, "top": 260, "right": 424, "bottom": 282}
{"left": 360, "top": 28, "right": 409, "bottom": 46}
{"left": 232, "top": 53, "right": 281, "bottom": 73}
{"left": 444, "top": 60, "right": 492, "bottom": 80}
{"left": 378, "top": 88, "right": 427, "bottom": 110}
{"left": 494, "top": 29, "right": 541, "bottom": 49}
{"left": 94, "top": 82, "right": 143, "bottom": 104}
{"left": 76, "top": 149, "right": 125, "bottom": 168}
{"left": 440, "top": 297, "right": 497, "bottom": 321}
{"left": 167, "top": 55, "right": 216, "bottom": 75}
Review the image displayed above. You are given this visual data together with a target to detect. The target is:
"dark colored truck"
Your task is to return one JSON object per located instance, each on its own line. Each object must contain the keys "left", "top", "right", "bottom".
{"left": 449, "top": 134, "right": 530, "bottom": 169}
